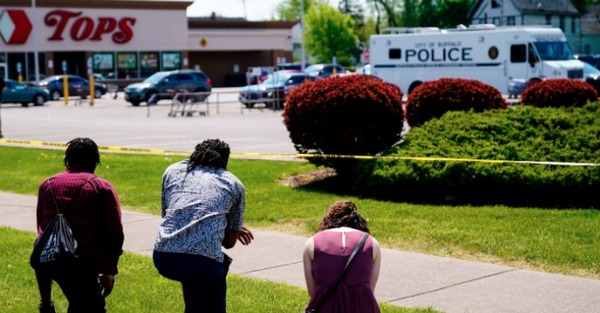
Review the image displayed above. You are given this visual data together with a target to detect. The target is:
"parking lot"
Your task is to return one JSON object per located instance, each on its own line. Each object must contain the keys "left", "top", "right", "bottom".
{"left": 0, "top": 87, "right": 298, "bottom": 157}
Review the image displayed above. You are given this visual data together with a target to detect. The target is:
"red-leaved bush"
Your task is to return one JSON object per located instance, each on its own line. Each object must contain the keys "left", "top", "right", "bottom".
{"left": 405, "top": 78, "right": 507, "bottom": 127}
{"left": 283, "top": 74, "right": 404, "bottom": 174}
{"left": 521, "top": 78, "right": 598, "bottom": 108}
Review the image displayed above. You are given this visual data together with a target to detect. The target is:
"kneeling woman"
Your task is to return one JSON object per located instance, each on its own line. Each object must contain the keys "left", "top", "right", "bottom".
{"left": 303, "top": 200, "right": 382, "bottom": 313}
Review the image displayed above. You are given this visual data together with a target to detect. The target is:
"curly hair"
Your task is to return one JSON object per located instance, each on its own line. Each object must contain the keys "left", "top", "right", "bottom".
{"left": 63, "top": 137, "right": 101, "bottom": 172}
{"left": 318, "top": 200, "right": 370, "bottom": 233}
{"left": 187, "top": 139, "right": 230, "bottom": 171}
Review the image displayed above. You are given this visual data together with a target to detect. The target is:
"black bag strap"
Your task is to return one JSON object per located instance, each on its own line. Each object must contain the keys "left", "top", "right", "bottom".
{"left": 47, "top": 178, "right": 61, "bottom": 214}
{"left": 47, "top": 176, "right": 97, "bottom": 215}
{"left": 312, "top": 232, "right": 369, "bottom": 312}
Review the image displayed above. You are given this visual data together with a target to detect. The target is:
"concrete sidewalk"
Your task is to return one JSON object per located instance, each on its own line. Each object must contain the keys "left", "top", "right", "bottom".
{"left": 1, "top": 191, "right": 598, "bottom": 313}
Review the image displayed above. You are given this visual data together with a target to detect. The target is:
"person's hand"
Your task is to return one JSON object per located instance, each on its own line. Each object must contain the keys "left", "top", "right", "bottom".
{"left": 98, "top": 274, "right": 115, "bottom": 297}
{"left": 237, "top": 226, "right": 254, "bottom": 245}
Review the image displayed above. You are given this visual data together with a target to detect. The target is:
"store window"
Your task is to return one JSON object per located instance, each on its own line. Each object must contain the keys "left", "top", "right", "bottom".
{"left": 5, "top": 52, "right": 46, "bottom": 82}
{"left": 93, "top": 52, "right": 115, "bottom": 79}
{"left": 161, "top": 52, "right": 182, "bottom": 71}
{"left": 117, "top": 52, "right": 138, "bottom": 79}
{"left": 140, "top": 52, "right": 159, "bottom": 78}
{"left": 0, "top": 53, "right": 6, "bottom": 79}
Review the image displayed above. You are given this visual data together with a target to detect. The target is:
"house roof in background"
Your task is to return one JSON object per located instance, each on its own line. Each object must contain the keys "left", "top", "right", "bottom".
{"left": 580, "top": 4, "right": 600, "bottom": 34}
{"left": 469, "top": 0, "right": 579, "bottom": 18}
{"left": 513, "top": 0, "right": 578, "bottom": 15}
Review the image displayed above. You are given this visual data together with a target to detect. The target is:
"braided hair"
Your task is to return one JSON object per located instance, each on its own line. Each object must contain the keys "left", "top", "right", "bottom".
{"left": 187, "top": 139, "right": 230, "bottom": 171}
{"left": 63, "top": 137, "right": 100, "bottom": 172}
{"left": 318, "top": 200, "right": 370, "bottom": 233}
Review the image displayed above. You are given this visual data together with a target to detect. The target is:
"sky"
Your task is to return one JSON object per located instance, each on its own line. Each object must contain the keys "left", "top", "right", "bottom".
{"left": 186, "top": 0, "right": 285, "bottom": 21}
{"left": 186, "top": 0, "right": 342, "bottom": 21}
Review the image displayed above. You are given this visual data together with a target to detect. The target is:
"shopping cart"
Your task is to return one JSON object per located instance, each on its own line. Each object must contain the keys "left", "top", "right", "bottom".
{"left": 107, "top": 83, "right": 120, "bottom": 99}
{"left": 168, "top": 89, "right": 209, "bottom": 117}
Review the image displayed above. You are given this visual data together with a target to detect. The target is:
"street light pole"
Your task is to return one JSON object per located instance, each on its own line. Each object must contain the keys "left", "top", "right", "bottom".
{"left": 32, "top": 0, "right": 40, "bottom": 83}
{"left": 300, "top": 0, "right": 305, "bottom": 71}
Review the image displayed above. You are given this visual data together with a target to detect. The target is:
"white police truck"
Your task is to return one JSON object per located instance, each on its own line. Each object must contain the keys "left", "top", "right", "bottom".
{"left": 369, "top": 24, "right": 584, "bottom": 94}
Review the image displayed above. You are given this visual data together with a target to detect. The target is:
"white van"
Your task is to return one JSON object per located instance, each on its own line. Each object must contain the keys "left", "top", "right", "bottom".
{"left": 369, "top": 24, "right": 584, "bottom": 94}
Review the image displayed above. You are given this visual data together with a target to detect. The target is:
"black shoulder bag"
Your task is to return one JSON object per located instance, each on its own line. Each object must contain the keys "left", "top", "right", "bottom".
{"left": 306, "top": 232, "right": 370, "bottom": 313}
{"left": 30, "top": 177, "right": 94, "bottom": 269}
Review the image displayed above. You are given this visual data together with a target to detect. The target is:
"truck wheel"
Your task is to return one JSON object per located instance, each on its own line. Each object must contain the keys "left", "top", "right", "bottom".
{"left": 408, "top": 81, "right": 422, "bottom": 94}
{"left": 526, "top": 78, "right": 542, "bottom": 88}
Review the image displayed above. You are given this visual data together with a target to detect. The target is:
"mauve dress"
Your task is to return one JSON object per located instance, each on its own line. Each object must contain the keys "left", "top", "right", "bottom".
{"left": 306, "top": 230, "right": 380, "bottom": 313}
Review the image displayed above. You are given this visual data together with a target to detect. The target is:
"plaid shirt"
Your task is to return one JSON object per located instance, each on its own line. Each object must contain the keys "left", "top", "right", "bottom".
{"left": 36, "top": 167, "right": 124, "bottom": 274}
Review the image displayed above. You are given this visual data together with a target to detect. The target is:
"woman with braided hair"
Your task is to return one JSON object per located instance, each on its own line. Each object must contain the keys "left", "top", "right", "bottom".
{"left": 153, "top": 139, "right": 253, "bottom": 313}
{"left": 303, "top": 200, "right": 382, "bottom": 313}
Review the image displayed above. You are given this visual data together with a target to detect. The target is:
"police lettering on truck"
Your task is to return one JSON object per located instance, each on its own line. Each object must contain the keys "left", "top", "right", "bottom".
{"left": 402, "top": 42, "right": 472, "bottom": 63}
{"left": 369, "top": 25, "right": 584, "bottom": 95}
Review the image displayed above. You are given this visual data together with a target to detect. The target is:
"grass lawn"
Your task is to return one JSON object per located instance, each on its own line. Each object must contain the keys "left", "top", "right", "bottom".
{"left": 1, "top": 145, "right": 599, "bottom": 282}
{"left": 1, "top": 227, "right": 438, "bottom": 313}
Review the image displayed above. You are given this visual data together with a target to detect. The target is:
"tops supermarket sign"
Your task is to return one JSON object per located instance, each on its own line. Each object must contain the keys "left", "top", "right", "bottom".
{"left": 0, "top": 9, "right": 136, "bottom": 45}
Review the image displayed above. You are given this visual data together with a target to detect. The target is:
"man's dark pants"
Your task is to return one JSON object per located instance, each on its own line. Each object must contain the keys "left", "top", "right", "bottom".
{"left": 43, "top": 260, "right": 106, "bottom": 313}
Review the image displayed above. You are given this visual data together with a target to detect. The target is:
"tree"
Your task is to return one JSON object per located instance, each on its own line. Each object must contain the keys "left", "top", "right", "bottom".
{"left": 401, "top": 0, "right": 419, "bottom": 26}
{"left": 339, "top": 0, "right": 368, "bottom": 65}
{"left": 304, "top": 2, "right": 358, "bottom": 65}
{"left": 572, "top": 0, "right": 598, "bottom": 13}
{"left": 367, "top": 0, "right": 473, "bottom": 31}
{"left": 274, "top": 0, "right": 316, "bottom": 21}
{"left": 338, "top": 0, "right": 366, "bottom": 42}
{"left": 369, "top": 0, "right": 401, "bottom": 29}
{"left": 418, "top": 0, "right": 437, "bottom": 27}
{"left": 434, "top": 0, "right": 474, "bottom": 28}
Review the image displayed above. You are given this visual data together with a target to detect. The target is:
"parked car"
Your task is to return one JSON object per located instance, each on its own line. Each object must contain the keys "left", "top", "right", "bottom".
{"left": 239, "top": 71, "right": 312, "bottom": 109}
{"left": 37, "top": 75, "right": 108, "bottom": 100}
{"left": 283, "top": 73, "right": 314, "bottom": 98}
{"left": 304, "top": 63, "right": 345, "bottom": 79}
{"left": 276, "top": 62, "right": 311, "bottom": 71}
{"left": 356, "top": 64, "right": 371, "bottom": 75}
{"left": 583, "top": 61, "right": 600, "bottom": 94}
{"left": 123, "top": 69, "right": 212, "bottom": 106}
{"left": 2, "top": 79, "right": 50, "bottom": 107}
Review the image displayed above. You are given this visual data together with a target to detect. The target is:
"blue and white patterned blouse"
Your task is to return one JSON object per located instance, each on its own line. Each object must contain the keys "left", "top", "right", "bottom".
{"left": 154, "top": 160, "right": 245, "bottom": 262}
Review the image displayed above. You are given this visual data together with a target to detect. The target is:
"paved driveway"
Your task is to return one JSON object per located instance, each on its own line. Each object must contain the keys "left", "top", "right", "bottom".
{"left": 0, "top": 87, "right": 297, "bottom": 156}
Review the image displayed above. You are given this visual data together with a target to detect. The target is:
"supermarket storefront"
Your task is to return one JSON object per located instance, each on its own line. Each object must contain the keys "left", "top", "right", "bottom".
{"left": 0, "top": 0, "right": 191, "bottom": 83}
{"left": 0, "top": 0, "right": 295, "bottom": 87}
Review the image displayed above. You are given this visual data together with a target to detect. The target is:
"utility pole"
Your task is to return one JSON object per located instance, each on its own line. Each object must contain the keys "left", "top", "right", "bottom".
{"left": 300, "top": 0, "right": 306, "bottom": 70}
{"left": 500, "top": 0, "right": 504, "bottom": 26}
{"left": 242, "top": 0, "right": 247, "bottom": 20}
{"left": 33, "top": 0, "right": 40, "bottom": 83}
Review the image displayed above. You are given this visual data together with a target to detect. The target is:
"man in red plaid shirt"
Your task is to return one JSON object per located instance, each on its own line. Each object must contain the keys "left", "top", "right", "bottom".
{"left": 34, "top": 137, "right": 124, "bottom": 313}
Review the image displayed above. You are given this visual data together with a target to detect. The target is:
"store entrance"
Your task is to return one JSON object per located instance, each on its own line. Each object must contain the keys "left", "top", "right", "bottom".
{"left": 53, "top": 52, "right": 87, "bottom": 77}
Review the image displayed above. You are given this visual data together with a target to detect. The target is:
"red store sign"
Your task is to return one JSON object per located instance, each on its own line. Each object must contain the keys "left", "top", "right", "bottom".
{"left": 45, "top": 10, "right": 136, "bottom": 44}
{"left": 0, "top": 9, "right": 33, "bottom": 44}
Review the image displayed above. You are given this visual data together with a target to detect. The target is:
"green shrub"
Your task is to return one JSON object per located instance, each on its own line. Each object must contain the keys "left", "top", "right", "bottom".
{"left": 405, "top": 78, "right": 507, "bottom": 127}
{"left": 282, "top": 74, "right": 404, "bottom": 175}
{"left": 521, "top": 78, "right": 598, "bottom": 108}
{"left": 354, "top": 102, "right": 600, "bottom": 208}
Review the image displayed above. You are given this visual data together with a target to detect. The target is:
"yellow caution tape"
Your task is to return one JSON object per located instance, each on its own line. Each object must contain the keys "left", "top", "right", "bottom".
{"left": 0, "top": 138, "right": 598, "bottom": 167}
